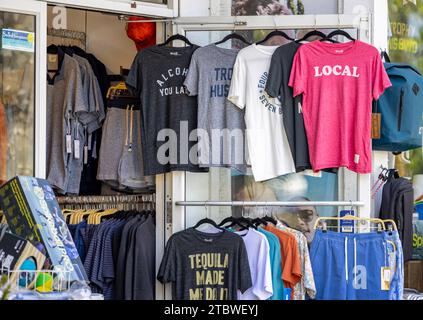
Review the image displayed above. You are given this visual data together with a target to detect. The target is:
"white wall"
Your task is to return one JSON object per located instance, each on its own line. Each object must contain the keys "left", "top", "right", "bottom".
{"left": 179, "top": 0, "right": 339, "bottom": 17}
{"left": 47, "top": 6, "right": 137, "bottom": 74}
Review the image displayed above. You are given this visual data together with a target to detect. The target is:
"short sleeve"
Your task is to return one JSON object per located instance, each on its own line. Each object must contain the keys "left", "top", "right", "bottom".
{"left": 228, "top": 55, "right": 247, "bottom": 109}
{"left": 126, "top": 51, "right": 143, "bottom": 97}
{"left": 157, "top": 236, "right": 176, "bottom": 283}
{"left": 266, "top": 51, "right": 283, "bottom": 98}
{"left": 65, "top": 60, "right": 85, "bottom": 116}
{"left": 289, "top": 237, "right": 302, "bottom": 288}
{"left": 184, "top": 53, "right": 199, "bottom": 96}
{"left": 288, "top": 48, "right": 307, "bottom": 97}
{"left": 238, "top": 239, "right": 252, "bottom": 293}
{"left": 372, "top": 54, "right": 391, "bottom": 100}
{"left": 252, "top": 236, "right": 273, "bottom": 300}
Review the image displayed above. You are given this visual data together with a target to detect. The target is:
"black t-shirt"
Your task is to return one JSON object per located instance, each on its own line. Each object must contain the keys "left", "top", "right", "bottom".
{"left": 126, "top": 45, "right": 207, "bottom": 175}
{"left": 157, "top": 228, "right": 252, "bottom": 300}
{"left": 265, "top": 42, "right": 311, "bottom": 172}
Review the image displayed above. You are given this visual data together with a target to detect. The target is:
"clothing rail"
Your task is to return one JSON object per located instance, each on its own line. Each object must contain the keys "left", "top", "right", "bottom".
{"left": 47, "top": 27, "right": 86, "bottom": 42}
{"left": 175, "top": 201, "right": 364, "bottom": 207}
{"left": 57, "top": 194, "right": 155, "bottom": 205}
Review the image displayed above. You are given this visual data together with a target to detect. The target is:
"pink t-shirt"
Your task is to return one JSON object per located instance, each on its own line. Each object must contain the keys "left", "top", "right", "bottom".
{"left": 288, "top": 40, "right": 391, "bottom": 173}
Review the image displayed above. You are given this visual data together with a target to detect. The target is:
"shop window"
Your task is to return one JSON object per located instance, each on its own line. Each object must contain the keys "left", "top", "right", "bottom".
{"left": 182, "top": 28, "right": 361, "bottom": 244}
{"left": 0, "top": 12, "right": 35, "bottom": 184}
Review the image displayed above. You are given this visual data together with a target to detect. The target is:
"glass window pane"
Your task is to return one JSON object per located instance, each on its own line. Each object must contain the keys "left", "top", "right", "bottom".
{"left": 0, "top": 12, "right": 35, "bottom": 184}
{"left": 182, "top": 29, "right": 359, "bottom": 244}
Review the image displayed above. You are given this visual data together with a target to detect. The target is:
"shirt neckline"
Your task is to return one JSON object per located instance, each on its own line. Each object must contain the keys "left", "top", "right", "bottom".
{"left": 314, "top": 39, "right": 359, "bottom": 56}
{"left": 212, "top": 44, "right": 240, "bottom": 56}
{"left": 252, "top": 43, "right": 279, "bottom": 55}
{"left": 189, "top": 227, "right": 226, "bottom": 243}
{"left": 150, "top": 44, "right": 195, "bottom": 58}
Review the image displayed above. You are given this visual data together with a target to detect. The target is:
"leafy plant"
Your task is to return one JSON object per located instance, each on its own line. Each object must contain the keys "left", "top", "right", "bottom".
{"left": 0, "top": 274, "right": 11, "bottom": 300}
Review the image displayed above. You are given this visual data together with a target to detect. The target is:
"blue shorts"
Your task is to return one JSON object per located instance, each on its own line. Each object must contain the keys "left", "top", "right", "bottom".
{"left": 310, "top": 230, "right": 391, "bottom": 300}
{"left": 383, "top": 231, "right": 404, "bottom": 300}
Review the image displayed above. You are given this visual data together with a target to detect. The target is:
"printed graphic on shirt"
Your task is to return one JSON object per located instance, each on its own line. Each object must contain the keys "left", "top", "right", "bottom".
{"left": 314, "top": 65, "right": 360, "bottom": 78}
{"left": 157, "top": 67, "right": 189, "bottom": 97}
{"left": 258, "top": 72, "right": 282, "bottom": 114}
{"left": 188, "top": 252, "right": 229, "bottom": 300}
{"left": 210, "top": 67, "right": 233, "bottom": 98}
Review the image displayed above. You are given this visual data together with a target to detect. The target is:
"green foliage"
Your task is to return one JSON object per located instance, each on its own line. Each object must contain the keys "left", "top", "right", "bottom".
{"left": 287, "top": 0, "right": 296, "bottom": 15}
{"left": 0, "top": 274, "right": 11, "bottom": 300}
{"left": 297, "top": 0, "right": 305, "bottom": 15}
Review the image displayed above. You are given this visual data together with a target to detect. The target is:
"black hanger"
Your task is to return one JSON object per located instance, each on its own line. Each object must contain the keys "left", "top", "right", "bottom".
{"left": 388, "top": 168, "right": 400, "bottom": 179}
{"left": 218, "top": 216, "right": 249, "bottom": 230}
{"left": 322, "top": 29, "right": 355, "bottom": 42}
{"left": 215, "top": 32, "right": 251, "bottom": 46}
{"left": 262, "top": 215, "right": 278, "bottom": 225}
{"left": 237, "top": 217, "right": 257, "bottom": 230}
{"left": 252, "top": 217, "right": 268, "bottom": 227}
{"left": 256, "top": 30, "right": 294, "bottom": 45}
{"left": 159, "top": 34, "right": 193, "bottom": 47}
{"left": 296, "top": 30, "right": 337, "bottom": 43}
{"left": 193, "top": 217, "right": 225, "bottom": 231}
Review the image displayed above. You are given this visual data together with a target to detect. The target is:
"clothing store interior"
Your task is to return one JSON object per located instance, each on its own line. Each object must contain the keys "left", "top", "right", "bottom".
{"left": 0, "top": 0, "right": 422, "bottom": 301}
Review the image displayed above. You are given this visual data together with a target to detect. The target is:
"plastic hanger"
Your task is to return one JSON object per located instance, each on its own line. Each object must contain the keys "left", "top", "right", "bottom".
{"left": 321, "top": 29, "right": 355, "bottom": 42}
{"left": 159, "top": 34, "right": 193, "bottom": 46}
{"left": 314, "top": 214, "right": 386, "bottom": 231}
{"left": 215, "top": 32, "right": 251, "bottom": 46}
{"left": 193, "top": 203, "right": 225, "bottom": 231}
{"left": 256, "top": 30, "right": 294, "bottom": 44}
{"left": 262, "top": 215, "right": 278, "bottom": 225}
{"left": 193, "top": 218, "right": 225, "bottom": 231}
{"left": 296, "top": 30, "right": 337, "bottom": 43}
{"left": 218, "top": 216, "right": 249, "bottom": 229}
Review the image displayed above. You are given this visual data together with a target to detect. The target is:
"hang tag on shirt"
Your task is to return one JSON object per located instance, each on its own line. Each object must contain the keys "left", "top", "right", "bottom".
{"left": 47, "top": 54, "right": 58, "bottom": 71}
{"left": 381, "top": 267, "right": 391, "bottom": 291}
{"left": 298, "top": 101, "right": 303, "bottom": 114}
{"left": 84, "top": 145, "right": 89, "bottom": 164}
{"left": 354, "top": 154, "right": 360, "bottom": 164}
{"left": 372, "top": 113, "right": 381, "bottom": 139}
{"left": 74, "top": 140, "right": 80, "bottom": 159}
{"left": 66, "top": 135, "right": 72, "bottom": 154}
{"left": 87, "top": 133, "right": 92, "bottom": 151}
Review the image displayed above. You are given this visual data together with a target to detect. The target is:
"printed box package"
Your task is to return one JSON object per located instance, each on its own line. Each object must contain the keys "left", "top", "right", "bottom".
{"left": 0, "top": 232, "right": 46, "bottom": 288}
{"left": 0, "top": 176, "right": 87, "bottom": 282}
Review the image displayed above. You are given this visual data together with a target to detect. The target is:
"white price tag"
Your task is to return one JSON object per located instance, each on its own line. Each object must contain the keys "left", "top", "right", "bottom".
{"left": 74, "top": 140, "right": 80, "bottom": 159}
{"left": 84, "top": 146, "right": 89, "bottom": 164}
{"left": 66, "top": 135, "right": 72, "bottom": 154}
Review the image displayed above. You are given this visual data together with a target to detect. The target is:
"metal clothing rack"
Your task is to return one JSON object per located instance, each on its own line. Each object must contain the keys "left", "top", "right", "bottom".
{"left": 175, "top": 201, "right": 364, "bottom": 207}
{"left": 57, "top": 194, "right": 155, "bottom": 211}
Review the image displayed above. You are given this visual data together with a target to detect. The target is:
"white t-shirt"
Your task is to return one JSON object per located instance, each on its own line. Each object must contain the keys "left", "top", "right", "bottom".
{"left": 235, "top": 228, "right": 273, "bottom": 300}
{"left": 228, "top": 44, "right": 295, "bottom": 181}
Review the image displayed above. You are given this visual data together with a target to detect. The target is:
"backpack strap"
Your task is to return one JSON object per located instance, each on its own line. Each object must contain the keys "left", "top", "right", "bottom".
{"left": 381, "top": 50, "right": 391, "bottom": 63}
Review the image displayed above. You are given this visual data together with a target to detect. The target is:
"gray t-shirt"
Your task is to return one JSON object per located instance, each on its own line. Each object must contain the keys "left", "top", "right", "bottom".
{"left": 157, "top": 228, "right": 252, "bottom": 300}
{"left": 184, "top": 45, "right": 247, "bottom": 173}
{"left": 47, "top": 52, "right": 85, "bottom": 194}
{"left": 126, "top": 45, "right": 206, "bottom": 175}
{"left": 265, "top": 42, "right": 311, "bottom": 172}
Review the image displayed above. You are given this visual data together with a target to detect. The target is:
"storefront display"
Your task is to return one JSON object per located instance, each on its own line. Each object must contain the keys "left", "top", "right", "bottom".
{"left": 0, "top": 0, "right": 422, "bottom": 304}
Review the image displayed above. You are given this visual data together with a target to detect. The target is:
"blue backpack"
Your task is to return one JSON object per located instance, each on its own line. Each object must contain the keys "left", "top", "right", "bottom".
{"left": 372, "top": 52, "right": 423, "bottom": 152}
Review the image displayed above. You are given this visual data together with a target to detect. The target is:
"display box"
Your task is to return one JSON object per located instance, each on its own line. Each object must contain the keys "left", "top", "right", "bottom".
{"left": 0, "top": 232, "right": 46, "bottom": 289}
{"left": 0, "top": 176, "right": 87, "bottom": 282}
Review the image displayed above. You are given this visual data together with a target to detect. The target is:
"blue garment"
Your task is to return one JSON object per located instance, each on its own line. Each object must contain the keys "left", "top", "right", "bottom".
{"left": 383, "top": 231, "right": 404, "bottom": 300}
{"left": 310, "top": 230, "right": 390, "bottom": 300}
{"left": 68, "top": 224, "right": 77, "bottom": 239}
{"left": 258, "top": 228, "right": 284, "bottom": 300}
{"left": 74, "top": 221, "right": 87, "bottom": 263}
